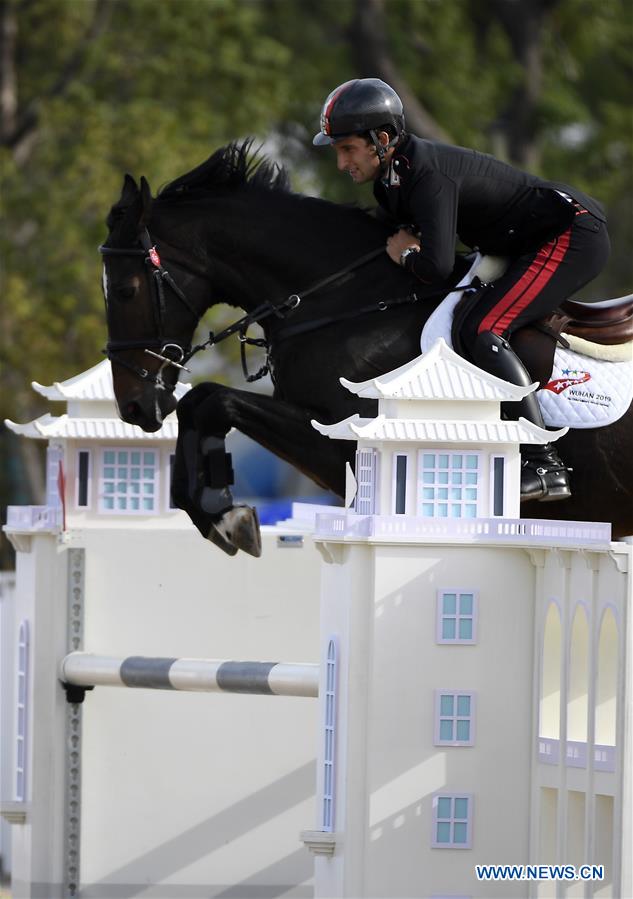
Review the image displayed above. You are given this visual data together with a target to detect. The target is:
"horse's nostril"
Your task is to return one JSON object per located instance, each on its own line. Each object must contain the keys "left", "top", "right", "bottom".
{"left": 125, "top": 401, "right": 142, "bottom": 422}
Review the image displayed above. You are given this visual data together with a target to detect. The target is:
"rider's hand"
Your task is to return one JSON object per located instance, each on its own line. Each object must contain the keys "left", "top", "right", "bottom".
{"left": 386, "top": 229, "right": 421, "bottom": 265}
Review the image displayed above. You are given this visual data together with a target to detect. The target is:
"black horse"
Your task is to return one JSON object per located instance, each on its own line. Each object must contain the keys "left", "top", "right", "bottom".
{"left": 101, "top": 141, "right": 632, "bottom": 554}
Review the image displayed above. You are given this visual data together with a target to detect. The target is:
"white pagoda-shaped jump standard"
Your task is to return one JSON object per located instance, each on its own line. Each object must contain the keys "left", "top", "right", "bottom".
{"left": 313, "top": 337, "right": 567, "bottom": 523}
{"left": 4, "top": 359, "right": 190, "bottom": 546}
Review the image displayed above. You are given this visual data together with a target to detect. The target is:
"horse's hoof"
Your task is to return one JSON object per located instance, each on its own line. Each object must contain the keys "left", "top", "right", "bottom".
{"left": 206, "top": 521, "right": 239, "bottom": 556}
{"left": 220, "top": 505, "right": 262, "bottom": 558}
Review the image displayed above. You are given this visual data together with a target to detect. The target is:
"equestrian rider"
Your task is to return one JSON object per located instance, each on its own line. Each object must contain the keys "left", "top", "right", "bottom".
{"left": 313, "top": 78, "right": 610, "bottom": 503}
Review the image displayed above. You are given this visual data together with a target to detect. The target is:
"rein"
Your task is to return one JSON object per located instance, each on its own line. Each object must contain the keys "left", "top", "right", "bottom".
{"left": 101, "top": 228, "right": 388, "bottom": 383}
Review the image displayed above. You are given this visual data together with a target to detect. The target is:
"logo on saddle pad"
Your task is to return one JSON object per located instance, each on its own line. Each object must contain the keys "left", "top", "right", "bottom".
{"left": 543, "top": 369, "right": 591, "bottom": 395}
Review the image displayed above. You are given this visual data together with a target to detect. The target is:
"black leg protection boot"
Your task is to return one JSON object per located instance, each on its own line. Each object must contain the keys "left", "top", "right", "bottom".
{"left": 470, "top": 331, "right": 571, "bottom": 503}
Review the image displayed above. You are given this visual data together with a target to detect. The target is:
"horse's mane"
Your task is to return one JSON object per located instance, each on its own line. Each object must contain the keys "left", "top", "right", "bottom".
{"left": 157, "top": 139, "right": 291, "bottom": 202}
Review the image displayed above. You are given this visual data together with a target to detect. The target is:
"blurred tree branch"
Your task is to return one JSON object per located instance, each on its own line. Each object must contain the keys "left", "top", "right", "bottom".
{"left": 349, "top": 0, "right": 452, "bottom": 143}
{"left": 0, "top": 0, "right": 111, "bottom": 164}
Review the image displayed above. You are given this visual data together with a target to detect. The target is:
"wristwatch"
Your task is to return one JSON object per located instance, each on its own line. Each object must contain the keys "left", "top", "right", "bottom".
{"left": 399, "top": 246, "right": 419, "bottom": 268}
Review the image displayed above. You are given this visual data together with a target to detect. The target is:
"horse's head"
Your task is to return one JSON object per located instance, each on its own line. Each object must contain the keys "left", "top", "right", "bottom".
{"left": 101, "top": 174, "right": 207, "bottom": 431}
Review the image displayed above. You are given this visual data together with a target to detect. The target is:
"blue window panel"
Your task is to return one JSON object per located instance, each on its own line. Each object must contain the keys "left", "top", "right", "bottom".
{"left": 459, "top": 594, "right": 473, "bottom": 614}
{"left": 144, "top": 452, "right": 155, "bottom": 464}
{"left": 453, "top": 822, "right": 468, "bottom": 843}
{"left": 422, "top": 503, "right": 434, "bottom": 517}
{"left": 450, "top": 488, "right": 462, "bottom": 500}
{"left": 131, "top": 467, "right": 140, "bottom": 479}
{"left": 117, "top": 498, "right": 127, "bottom": 510}
{"left": 465, "top": 488, "right": 477, "bottom": 500}
{"left": 451, "top": 504, "right": 462, "bottom": 517}
{"left": 436, "top": 822, "right": 451, "bottom": 843}
{"left": 143, "top": 498, "right": 154, "bottom": 510}
{"left": 104, "top": 466, "right": 114, "bottom": 478}
{"left": 466, "top": 455, "right": 478, "bottom": 469}
{"left": 459, "top": 618, "right": 473, "bottom": 640}
{"left": 423, "top": 488, "right": 435, "bottom": 500}
{"left": 456, "top": 695, "right": 471, "bottom": 716}
{"left": 438, "top": 504, "right": 448, "bottom": 517}
{"left": 103, "top": 497, "right": 114, "bottom": 510}
{"left": 438, "top": 454, "right": 449, "bottom": 468}
{"left": 117, "top": 467, "right": 127, "bottom": 478}
{"left": 130, "top": 498, "right": 140, "bottom": 511}
{"left": 442, "top": 618, "right": 456, "bottom": 640}
{"left": 423, "top": 454, "right": 435, "bottom": 468}
{"left": 117, "top": 452, "right": 128, "bottom": 464}
{"left": 437, "top": 797, "right": 452, "bottom": 819}
{"left": 117, "top": 482, "right": 127, "bottom": 493}
{"left": 438, "top": 471, "right": 449, "bottom": 484}
{"left": 451, "top": 455, "right": 463, "bottom": 468}
{"left": 440, "top": 694, "right": 454, "bottom": 715}
{"left": 439, "top": 720, "right": 454, "bottom": 741}
{"left": 452, "top": 472, "right": 463, "bottom": 484}
{"left": 438, "top": 488, "right": 449, "bottom": 500}
{"left": 456, "top": 720, "right": 471, "bottom": 741}
{"left": 443, "top": 594, "right": 457, "bottom": 614}
{"left": 143, "top": 483, "right": 154, "bottom": 495}
{"left": 454, "top": 797, "right": 469, "bottom": 819}
{"left": 143, "top": 467, "right": 154, "bottom": 479}
{"left": 104, "top": 483, "right": 114, "bottom": 494}
{"left": 466, "top": 472, "right": 478, "bottom": 484}
{"left": 464, "top": 505, "right": 477, "bottom": 518}
{"left": 104, "top": 451, "right": 115, "bottom": 464}
{"left": 423, "top": 471, "right": 435, "bottom": 484}
{"left": 131, "top": 452, "right": 141, "bottom": 465}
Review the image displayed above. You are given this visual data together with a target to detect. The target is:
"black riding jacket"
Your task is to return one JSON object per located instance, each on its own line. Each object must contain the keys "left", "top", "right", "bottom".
{"left": 373, "top": 133, "right": 605, "bottom": 285}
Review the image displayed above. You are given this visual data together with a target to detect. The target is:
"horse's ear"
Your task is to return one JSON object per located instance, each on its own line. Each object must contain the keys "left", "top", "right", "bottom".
{"left": 139, "top": 176, "right": 153, "bottom": 226}
{"left": 119, "top": 174, "right": 139, "bottom": 206}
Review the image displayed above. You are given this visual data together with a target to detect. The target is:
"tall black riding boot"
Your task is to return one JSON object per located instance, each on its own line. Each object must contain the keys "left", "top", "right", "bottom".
{"left": 470, "top": 331, "right": 571, "bottom": 502}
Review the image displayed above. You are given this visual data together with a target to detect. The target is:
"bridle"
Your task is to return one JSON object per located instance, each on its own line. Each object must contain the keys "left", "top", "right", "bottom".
{"left": 100, "top": 226, "right": 393, "bottom": 385}
{"left": 100, "top": 228, "right": 203, "bottom": 385}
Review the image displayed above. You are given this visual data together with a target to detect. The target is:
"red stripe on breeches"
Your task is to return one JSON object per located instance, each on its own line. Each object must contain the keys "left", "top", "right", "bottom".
{"left": 477, "top": 228, "right": 572, "bottom": 336}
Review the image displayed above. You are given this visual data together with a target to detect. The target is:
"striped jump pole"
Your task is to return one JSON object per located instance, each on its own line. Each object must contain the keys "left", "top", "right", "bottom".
{"left": 59, "top": 652, "right": 319, "bottom": 701}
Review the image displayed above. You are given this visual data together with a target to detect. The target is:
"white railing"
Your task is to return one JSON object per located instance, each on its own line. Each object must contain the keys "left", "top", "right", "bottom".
{"left": 538, "top": 737, "right": 560, "bottom": 765}
{"left": 593, "top": 744, "right": 616, "bottom": 773}
{"left": 315, "top": 513, "right": 611, "bottom": 546}
{"left": 5, "top": 505, "right": 61, "bottom": 532}
{"left": 566, "top": 739, "right": 588, "bottom": 768}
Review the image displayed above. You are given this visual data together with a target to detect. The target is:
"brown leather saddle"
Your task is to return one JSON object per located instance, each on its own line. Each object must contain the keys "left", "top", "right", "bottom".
{"left": 549, "top": 294, "right": 633, "bottom": 345}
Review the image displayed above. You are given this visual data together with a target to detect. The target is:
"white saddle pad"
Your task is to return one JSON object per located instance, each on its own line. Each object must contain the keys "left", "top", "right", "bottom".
{"left": 420, "top": 255, "right": 633, "bottom": 429}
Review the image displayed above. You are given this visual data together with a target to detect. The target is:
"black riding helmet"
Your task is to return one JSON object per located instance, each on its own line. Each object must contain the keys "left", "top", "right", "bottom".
{"left": 313, "top": 78, "right": 405, "bottom": 161}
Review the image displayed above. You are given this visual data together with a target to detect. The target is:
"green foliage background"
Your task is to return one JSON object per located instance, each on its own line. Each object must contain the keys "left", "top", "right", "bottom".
{"left": 1, "top": 0, "right": 631, "bottom": 557}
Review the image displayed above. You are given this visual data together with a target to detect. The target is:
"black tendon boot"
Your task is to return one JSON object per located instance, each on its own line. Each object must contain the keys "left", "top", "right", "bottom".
{"left": 470, "top": 331, "right": 571, "bottom": 502}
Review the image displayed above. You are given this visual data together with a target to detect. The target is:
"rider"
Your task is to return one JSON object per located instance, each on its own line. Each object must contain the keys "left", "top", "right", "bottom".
{"left": 313, "top": 77, "right": 610, "bottom": 503}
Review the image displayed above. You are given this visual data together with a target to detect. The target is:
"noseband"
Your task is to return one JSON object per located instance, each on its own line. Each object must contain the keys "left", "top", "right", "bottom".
{"left": 100, "top": 228, "right": 202, "bottom": 384}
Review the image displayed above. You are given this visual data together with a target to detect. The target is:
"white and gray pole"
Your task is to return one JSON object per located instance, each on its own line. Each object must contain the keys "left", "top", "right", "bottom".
{"left": 59, "top": 652, "right": 319, "bottom": 700}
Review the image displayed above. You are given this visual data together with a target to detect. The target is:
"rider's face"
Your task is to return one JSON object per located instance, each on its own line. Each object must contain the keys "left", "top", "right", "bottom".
{"left": 332, "top": 135, "right": 382, "bottom": 184}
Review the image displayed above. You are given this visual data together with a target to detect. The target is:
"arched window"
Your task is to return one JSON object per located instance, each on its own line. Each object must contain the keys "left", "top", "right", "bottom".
{"left": 539, "top": 602, "right": 561, "bottom": 763}
{"left": 594, "top": 607, "right": 618, "bottom": 771}
{"left": 567, "top": 604, "right": 589, "bottom": 766}
{"left": 15, "top": 619, "right": 29, "bottom": 801}
{"left": 322, "top": 639, "right": 338, "bottom": 831}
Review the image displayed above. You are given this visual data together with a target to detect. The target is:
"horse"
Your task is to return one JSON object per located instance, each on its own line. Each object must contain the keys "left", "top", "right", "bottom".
{"left": 100, "top": 140, "right": 633, "bottom": 555}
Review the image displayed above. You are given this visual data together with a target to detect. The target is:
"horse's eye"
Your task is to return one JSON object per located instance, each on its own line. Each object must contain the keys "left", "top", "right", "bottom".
{"left": 115, "top": 283, "right": 138, "bottom": 302}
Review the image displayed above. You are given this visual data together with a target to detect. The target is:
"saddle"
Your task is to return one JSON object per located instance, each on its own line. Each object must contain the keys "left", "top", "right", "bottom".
{"left": 550, "top": 294, "right": 633, "bottom": 345}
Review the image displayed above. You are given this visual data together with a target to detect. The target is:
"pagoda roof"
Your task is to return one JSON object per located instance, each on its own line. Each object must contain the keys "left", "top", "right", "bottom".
{"left": 32, "top": 359, "right": 190, "bottom": 402}
{"left": 339, "top": 338, "right": 536, "bottom": 402}
{"left": 5, "top": 414, "right": 178, "bottom": 442}
{"left": 312, "top": 413, "right": 567, "bottom": 446}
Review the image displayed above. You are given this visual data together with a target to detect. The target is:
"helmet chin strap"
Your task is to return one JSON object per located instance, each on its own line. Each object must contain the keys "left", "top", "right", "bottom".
{"left": 369, "top": 129, "right": 399, "bottom": 171}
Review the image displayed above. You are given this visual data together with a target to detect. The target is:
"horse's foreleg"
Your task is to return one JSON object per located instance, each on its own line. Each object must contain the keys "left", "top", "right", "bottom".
{"left": 173, "top": 383, "right": 350, "bottom": 556}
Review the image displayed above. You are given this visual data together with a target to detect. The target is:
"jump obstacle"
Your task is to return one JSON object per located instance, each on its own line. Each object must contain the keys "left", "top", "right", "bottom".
{"left": 59, "top": 651, "right": 319, "bottom": 699}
